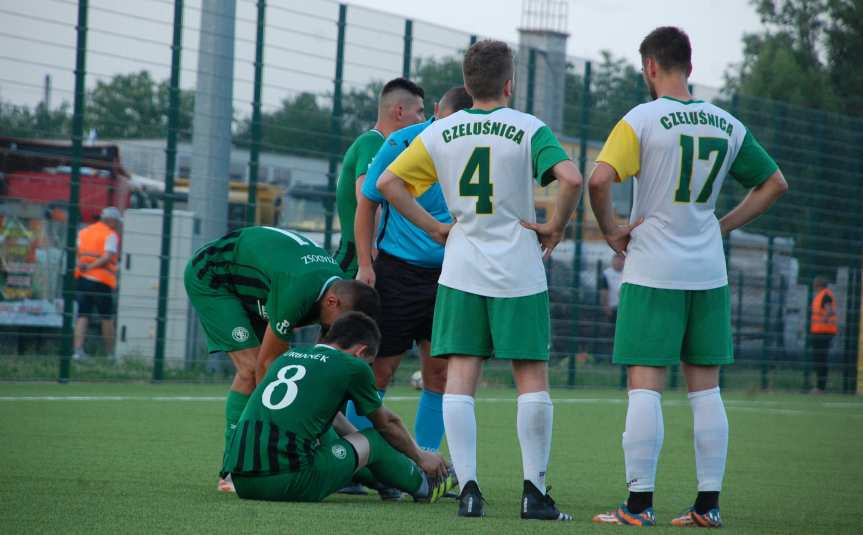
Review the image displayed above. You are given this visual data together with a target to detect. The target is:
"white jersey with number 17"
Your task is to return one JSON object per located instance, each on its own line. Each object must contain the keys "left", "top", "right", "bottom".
{"left": 387, "top": 107, "right": 570, "bottom": 298}
{"left": 596, "top": 96, "right": 778, "bottom": 290}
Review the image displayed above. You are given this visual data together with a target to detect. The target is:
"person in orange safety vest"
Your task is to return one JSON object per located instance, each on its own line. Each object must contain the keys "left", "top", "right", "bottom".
{"left": 809, "top": 276, "right": 839, "bottom": 393}
{"left": 74, "top": 207, "right": 122, "bottom": 360}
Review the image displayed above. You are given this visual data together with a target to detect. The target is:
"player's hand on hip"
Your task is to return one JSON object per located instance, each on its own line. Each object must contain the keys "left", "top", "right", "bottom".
{"left": 417, "top": 450, "right": 448, "bottom": 479}
{"left": 520, "top": 220, "right": 563, "bottom": 260}
{"left": 356, "top": 264, "right": 376, "bottom": 287}
{"left": 429, "top": 221, "right": 454, "bottom": 246}
{"left": 605, "top": 217, "right": 643, "bottom": 255}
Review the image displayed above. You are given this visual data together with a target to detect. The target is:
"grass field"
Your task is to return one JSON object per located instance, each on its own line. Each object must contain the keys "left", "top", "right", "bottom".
{"left": 2, "top": 382, "right": 862, "bottom": 534}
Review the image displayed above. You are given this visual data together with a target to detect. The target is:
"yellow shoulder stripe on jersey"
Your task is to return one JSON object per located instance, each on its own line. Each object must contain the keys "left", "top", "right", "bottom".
{"left": 596, "top": 119, "right": 640, "bottom": 182}
{"left": 387, "top": 136, "right": 438, "bottom": 198}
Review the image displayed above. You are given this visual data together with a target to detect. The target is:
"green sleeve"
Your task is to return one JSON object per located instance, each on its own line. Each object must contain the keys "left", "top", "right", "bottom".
{"left": 531, "top": 126, "right": 570, "bottom": 186}
{"left": 265, "top": 273, "right": 313, "bottom": 342}
{"left": 347, "top": 361, "right": 382, "bottom": 416}
{"left": 729, "top": 130, "right": 779, "bottom": 188}
{"left": 355, "top": 135, "right": 384, "bottom": 180}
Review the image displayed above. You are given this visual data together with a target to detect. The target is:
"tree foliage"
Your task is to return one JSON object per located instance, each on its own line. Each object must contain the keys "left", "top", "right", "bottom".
{"left": 87, "top": 71, "right": 194, "bottom": 140}
{"left": 720, "top": 0, "right": 863, "bottom": 280}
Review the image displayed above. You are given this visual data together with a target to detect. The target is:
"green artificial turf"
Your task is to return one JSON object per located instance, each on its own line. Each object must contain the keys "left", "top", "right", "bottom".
{"left": 1, "top": 383, "right": 861, "bottom": 534}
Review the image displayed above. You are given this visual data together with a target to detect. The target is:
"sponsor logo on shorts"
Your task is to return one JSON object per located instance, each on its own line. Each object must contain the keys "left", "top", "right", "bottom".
{"left": 331, "top": 444, "right": 347, "bottom": 460}
{"left": 275, "top": 319, "right": 291, "bottom": 335}
{"left": 231, "top": 326, "right": 250, "bottom": 343}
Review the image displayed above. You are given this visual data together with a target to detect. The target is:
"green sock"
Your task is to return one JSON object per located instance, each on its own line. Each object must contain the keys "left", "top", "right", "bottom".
{"left": 224, "top": 390, "right": 251, "bottom": 455}
{"left": 360, "top": 429, "right": 423, "bottom": 495}
{"left": 353, "top": 467, "right": 377, "bottom": 488}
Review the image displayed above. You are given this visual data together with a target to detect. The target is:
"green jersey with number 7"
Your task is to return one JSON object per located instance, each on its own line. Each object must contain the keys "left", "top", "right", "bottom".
{"left": 596, "top": 97, "right": 778, "bottom": 290}
{"left": 222, "top": 343, "right": 382, "bottom": 476}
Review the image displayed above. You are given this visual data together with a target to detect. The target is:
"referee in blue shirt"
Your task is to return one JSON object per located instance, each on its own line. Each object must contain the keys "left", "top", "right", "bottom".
{"left": 345, "top": 86, "right": 473, "bottom": 454}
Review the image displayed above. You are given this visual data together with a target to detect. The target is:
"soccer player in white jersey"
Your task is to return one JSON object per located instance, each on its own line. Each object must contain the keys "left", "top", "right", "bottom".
{"left": 377, "top": 40, "right": 583, "bottom": 520}
{"left": 589, "top": 27, "right": 788, "bottom": 527}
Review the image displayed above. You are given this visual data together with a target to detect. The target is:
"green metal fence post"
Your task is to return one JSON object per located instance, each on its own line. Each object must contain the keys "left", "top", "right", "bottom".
{"left": 59, "top": 0, "right": 89, "bottom": 383}
{"left": 803, "top": 283, "right": 813, "bottom": 390}
{"left": 526, "top": 49, "right": 536, "bottom": 115}
{"left": 568, "top": 60, "right": 590, "bottom": 389}
{"left": 402, "top": 19, "right": 413, "bottom": 78}
{"left": 246, "top": 0, "right": 266, "bottom": 226}
{"left": 324, "top": 4, "right": 347, "bottom": 252}
{"left": 153, "top": 0, "right": 184, "bottom": 382}
{"left": 762, "top": 235, "right": 774, "bottom": 390}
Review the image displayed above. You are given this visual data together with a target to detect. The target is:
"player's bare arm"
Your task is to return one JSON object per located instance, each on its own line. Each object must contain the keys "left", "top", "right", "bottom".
{"left": 354, "top": 192, "right": 379, "bottom": 286}
{"left": 718, "top": 170, "right": 788, "bottom": 235}
{"left": 588, "top": 162, "right": 643, "bottom": 255}
{"left": 378, "top": 169, "right": 453, "bottom": 245}
{"left": 520, "top": 159, "right": 583, "bottom": 259}
{"left": 366, "top": 404, "right": 448, "bottom": 478}
{"left": 254, "top": 325, "right": 291, "bottom": 384}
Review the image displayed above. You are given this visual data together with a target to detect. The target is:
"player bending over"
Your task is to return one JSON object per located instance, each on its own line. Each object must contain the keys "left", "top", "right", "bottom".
{"left": 183, "top": 226, "right": 379, "bottom": 492}
{"left": 589, "top": 27, "right": 787, "bottom": 527}
{"left": 222, "top": 311, "right": 455, "bottom": 503}
{"left": 334, "top": 78, "right": 426, "bottom": 278}
{"left": 344, "top": 86, "right": 474, "bottom": 457}
{"left": 379, "top": 40, "right": 583, "bottom": 520}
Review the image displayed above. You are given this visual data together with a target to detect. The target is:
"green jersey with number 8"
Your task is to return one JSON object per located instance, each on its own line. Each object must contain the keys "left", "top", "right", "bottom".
{"left": 596, "top": 97, "right": 778, "bottom": 290}
{"left": 387, "top": 107, "right": 569, "bottom": 298}
{"left": 222, "top": 344, "right": 382, "bottom": 476}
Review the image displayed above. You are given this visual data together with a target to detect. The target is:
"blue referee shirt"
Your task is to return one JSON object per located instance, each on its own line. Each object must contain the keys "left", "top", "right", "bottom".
{"left": 361, "top": 118, "right": 452, "bottom": 268}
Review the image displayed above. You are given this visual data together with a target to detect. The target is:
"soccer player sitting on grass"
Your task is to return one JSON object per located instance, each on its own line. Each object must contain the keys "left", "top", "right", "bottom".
{"left": 588, "top": 27, "right": 787, "bottom": 527}
{"left": 183, "top": 226, "right": 379, "bottom": 492}
{"left": 221, "top": 311, "right": 456, "bottom": 503}
{"left": 378, "top": 40, "right": 583, "bottom": 520}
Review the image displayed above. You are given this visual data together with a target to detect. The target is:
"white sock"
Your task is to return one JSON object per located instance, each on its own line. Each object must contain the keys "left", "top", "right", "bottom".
{"left": 623, "top": 389, "right": 664, "bottom": 492}
{"left": 689, "top": 387, "right": 728, "bottom": 492}
{"left": 517, "top": 391, "right": 553, "bottom": 494}
{"left": 443, "top": 393, "right": 477, "bottom": 488}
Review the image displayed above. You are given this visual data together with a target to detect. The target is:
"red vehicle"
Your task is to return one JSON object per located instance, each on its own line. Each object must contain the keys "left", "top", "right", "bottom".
{"left": 0, "top": 136, "right": 132, "bottom": 221}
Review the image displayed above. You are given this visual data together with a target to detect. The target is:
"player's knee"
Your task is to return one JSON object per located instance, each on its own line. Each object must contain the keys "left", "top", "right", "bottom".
{"left": 372, "top": 356, "right": 400, "bottom": 389}
{"left": 421, "top": 362, "right": 447, "bottom": 392}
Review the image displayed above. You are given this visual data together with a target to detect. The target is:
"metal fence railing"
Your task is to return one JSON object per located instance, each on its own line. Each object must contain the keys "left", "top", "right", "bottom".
{"left": 0, "top": 0, "right": 860, "bottom": 391}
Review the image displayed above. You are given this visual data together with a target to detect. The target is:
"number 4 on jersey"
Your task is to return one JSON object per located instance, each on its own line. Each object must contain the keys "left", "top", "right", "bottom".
{"left": 459, "top": 147, "right": 493, "bottom": 214}
{"left": 674, "top": 135, "right": 728, "bottom": 203}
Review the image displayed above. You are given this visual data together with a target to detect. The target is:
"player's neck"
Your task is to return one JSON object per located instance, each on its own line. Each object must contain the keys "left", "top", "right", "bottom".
{"left": 471, "top": 97, "right": 509, "bottom": 111}
{"left": 653, "top": 77, "right": 692, "bottom": 102}
{"left": 373, "top": 120, "right": 397, "bottom": 138}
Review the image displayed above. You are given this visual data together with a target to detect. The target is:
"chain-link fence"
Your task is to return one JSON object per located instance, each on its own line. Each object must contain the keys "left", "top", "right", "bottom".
{"left": 1, "top": 0, "right": 860, "bottom": 391}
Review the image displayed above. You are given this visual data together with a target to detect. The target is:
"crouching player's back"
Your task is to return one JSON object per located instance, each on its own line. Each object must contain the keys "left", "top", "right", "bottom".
{"left": 222, "top": 312, "right": 454, "bottom": 503}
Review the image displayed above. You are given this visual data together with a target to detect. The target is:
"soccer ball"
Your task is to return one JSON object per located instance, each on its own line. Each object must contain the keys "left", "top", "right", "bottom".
{"left": 409, "top": 370, "right": 423, "bottom": 390}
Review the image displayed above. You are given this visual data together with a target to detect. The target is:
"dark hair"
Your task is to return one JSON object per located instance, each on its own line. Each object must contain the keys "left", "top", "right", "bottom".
{"left": 462, "top": 40, "right": 513, "bottom": 100}
{"left": 322, "top": 311, "right": 381, "bottom": 357}
{"left": 331, "top": 279, "right": 380, "bottom": 321}
{"left": 639, "top": 26, "right": 692, "bottom": 73}
{"left": 439, "top": 85, "right": 473, "bottom": 113}
{"left": 381, "top": 77, "right": 425, "bottom": 99}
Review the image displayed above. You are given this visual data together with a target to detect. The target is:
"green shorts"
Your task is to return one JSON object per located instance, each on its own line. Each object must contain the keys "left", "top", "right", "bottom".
{"left": 431, "top": 285, "right": 549, "bottom": 361}
{"left": 613, "top": 283, "right": 733, "bottom": 366}
{"left": 183, "top": 261, "right": 267, "bottom": 353}
{"left": 232, "top": 431, "right": 356, "bottom": 502}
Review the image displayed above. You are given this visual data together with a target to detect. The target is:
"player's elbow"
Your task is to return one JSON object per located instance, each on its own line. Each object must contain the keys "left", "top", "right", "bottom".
{"left": 772, "top": 170, "right": 789, "bottom": 195}
{"left": 588, "top": 169, "right": 612, "bottom": 193}
{"left": 555, "top": 161, "right": 582, "bottom": 189}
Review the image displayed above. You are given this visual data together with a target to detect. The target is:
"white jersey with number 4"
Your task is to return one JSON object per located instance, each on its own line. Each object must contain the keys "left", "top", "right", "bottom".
{"left": 387, "top": 107, "right": 570, "bottom": 298}
{"left": 596, "top": 96, "right": 778, "bottom": 290}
